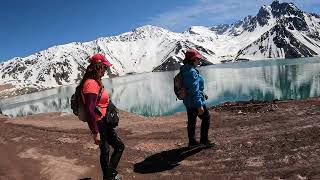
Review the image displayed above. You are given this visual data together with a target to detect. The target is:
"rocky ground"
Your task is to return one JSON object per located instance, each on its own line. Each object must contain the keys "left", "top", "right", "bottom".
{"left": 0, "top": 98, "right": 320, "bottom": 180}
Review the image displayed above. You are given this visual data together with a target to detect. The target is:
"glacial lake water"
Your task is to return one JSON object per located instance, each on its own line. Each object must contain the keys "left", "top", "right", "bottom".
{"left": 1, "top": 57, "right": 320, "bottom": 117}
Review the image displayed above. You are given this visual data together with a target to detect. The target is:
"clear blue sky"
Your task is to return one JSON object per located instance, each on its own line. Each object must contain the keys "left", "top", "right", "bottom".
{"left": 1, "top": 0, "right": 320, "bottom": 62}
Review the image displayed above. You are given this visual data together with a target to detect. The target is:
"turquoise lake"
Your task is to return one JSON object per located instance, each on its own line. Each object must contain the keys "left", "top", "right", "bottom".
{"left": 1, "top": 57, "right": 320, "bottom": 117}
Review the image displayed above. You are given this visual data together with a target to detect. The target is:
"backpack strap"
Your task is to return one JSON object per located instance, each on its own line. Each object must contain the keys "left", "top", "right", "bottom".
{"left": 97, "top": 85, "right": 103, "bottom": 102}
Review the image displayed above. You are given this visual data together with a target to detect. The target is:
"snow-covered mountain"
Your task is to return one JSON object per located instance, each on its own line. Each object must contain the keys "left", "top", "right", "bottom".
{"left": 235, "top": 1, "right": 320, "bottom": 59}
{"left": 0, "top": 0, "right": 320, "bottom": 97}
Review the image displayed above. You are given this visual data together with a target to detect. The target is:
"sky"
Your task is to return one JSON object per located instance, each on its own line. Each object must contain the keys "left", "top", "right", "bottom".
{"left": 1, "top": 0, "right": 320, "bottom": 62}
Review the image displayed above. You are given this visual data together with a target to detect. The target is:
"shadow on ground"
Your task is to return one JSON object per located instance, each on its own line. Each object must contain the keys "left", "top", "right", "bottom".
{"left": 134, "top": 146, "right": 207, "bottom": 174}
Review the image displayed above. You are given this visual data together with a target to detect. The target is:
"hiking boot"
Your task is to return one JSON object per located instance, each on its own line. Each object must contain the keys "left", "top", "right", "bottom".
{"left": 113, "top": 174, "right": 122, "bottom": 180}
{"left": 188, "top": 140, "right": 200, "bottom": 147}
{"left": 200, "top": 140, "right": 215, "bottom": 148}
{"left": 103, "top": 174, "right": 121, "bottom": 180}
{"left": 106, "top": 168, "right": 122, "bottom": 180}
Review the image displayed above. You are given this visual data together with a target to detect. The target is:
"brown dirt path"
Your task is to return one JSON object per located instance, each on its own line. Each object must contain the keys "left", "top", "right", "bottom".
{"left": 0, "top": 98, "right": 320, "bottom": 179}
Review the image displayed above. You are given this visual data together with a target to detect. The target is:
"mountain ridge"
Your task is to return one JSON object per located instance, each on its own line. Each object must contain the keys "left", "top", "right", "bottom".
{"left": 1, "top": 1, "right": 320, "bottom": 97}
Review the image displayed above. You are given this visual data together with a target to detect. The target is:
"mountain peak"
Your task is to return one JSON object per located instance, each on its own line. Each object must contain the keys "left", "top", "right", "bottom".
{"left": 270, "top": 0, "right": 297, "bottom": 9}
{"left": 124, "top": 25, "right": 171, "bottom": 39}
{"left": 257, "top": 4, "right": 272, "bottom": 26}
{"left": 133, "top": 25, "right": 169, "bottom": 34}
{"left": 270, "top": 0, "right": 280, "bottom": 7}
{"left": 270, "top": 1, "right": 301, "bottom": 17}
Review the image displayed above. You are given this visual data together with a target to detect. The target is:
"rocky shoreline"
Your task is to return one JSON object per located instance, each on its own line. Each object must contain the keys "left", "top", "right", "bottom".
{"left": 0, "top": 98, "right": 320, "bottom": 179}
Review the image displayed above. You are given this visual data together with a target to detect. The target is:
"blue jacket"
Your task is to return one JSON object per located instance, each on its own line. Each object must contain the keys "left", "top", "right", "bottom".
{"left": 180, "top": 64, "right": 206, "bottom": 108}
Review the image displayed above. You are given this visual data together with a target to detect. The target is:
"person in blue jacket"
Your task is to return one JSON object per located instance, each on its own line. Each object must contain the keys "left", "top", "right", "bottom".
{"left": 180, "top": 49, "right": 214, "bottom": 147}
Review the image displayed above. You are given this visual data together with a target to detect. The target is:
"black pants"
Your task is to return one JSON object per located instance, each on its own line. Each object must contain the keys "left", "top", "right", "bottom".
{"left": 97, "top": 121, "right": 125, "bottom": 178}
{"left": 186, "top": 106, "right": 210, "bottom": 143}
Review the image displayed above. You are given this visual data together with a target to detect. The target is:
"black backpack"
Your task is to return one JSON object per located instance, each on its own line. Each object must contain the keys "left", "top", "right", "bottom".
{"left": 174, "top": 71, "right": 187, "bottom": 100}
{"left": 70, "top": 85, "right": 103, "bottom": 122}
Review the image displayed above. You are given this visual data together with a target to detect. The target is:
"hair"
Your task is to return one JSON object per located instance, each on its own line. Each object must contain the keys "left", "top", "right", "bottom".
{"left": 183, "top": 58, "right": 194, "bottom": 65}
{"left": 79, "top": 62, "right": 105, "bottom": 88}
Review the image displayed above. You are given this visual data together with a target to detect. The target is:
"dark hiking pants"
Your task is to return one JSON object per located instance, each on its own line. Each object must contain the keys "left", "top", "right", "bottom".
{"left": 97, "top": 121, "right": 125, "bottom": 179}
{"left": 186, "top": 106, "right": 210, "bottom": 143}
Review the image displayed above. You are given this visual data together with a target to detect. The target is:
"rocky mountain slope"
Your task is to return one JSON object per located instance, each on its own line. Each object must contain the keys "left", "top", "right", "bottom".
{"left": 235, "top": 1, "right": 320, "bottom": 59}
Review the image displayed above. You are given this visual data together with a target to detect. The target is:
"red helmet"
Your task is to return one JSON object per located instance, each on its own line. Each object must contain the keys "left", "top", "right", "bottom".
{"left": 89, "top": 53, "right": 112, "bottom": 67}
{"left": 185, "top": 49, "right": 203, "bottom": 60}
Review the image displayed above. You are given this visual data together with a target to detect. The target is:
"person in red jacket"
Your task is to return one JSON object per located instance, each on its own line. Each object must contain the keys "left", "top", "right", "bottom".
{"left": 79, "top": 53, "right": 124, "bottom": 180}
